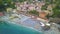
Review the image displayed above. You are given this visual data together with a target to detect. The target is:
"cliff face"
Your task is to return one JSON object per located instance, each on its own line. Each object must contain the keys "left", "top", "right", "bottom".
{"left": 49, "top": 18, "right": 60, "bottom": 24}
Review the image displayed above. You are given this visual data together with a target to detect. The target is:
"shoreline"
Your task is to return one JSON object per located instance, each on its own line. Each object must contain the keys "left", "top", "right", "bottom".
{"left": 1, "top": 15, "right": 43, "bottom": 33}
{"left": 8, "top": 21, "right": 42, "bottom": 32}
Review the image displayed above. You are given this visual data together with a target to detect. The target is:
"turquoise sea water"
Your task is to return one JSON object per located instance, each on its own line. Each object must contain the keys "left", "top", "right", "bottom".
{"left": 0, "top": 21, "right": 43, "bottom": 34}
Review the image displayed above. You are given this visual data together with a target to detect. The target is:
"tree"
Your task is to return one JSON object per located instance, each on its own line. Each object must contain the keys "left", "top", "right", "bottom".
{"left": 42, "top": 0, "right": 60, "bottom": 18}
{"left": 41, "top": 4, "right": 47, "bottom": 10}
{"left": 29, "top": 10, "right": 39, "bottom": 16}
{"left": 0, "top": 0, "right": 15, "bottom": 12}
{"left": 19, "top": 0, "right": 26, "bottom": 2}
{"left": 51, "top": 0, "right": 60, "bottom": 18}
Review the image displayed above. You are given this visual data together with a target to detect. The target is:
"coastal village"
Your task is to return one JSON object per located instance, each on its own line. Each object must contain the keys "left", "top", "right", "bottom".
{"left": 0, "top": 0, "right": 60, "bottom": 34}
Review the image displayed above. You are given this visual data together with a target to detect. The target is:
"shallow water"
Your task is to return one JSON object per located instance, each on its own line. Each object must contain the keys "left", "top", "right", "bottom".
{"left": 0, "top": 21, "right": 43, "bottom": 34}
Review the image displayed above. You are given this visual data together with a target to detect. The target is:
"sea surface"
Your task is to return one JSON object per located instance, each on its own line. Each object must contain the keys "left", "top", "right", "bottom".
{"left": 0, "top": 21, "right": 43, "bottom": 34}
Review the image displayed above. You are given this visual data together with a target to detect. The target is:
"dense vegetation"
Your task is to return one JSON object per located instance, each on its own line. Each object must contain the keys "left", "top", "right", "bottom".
{"left": 0, "top": 0, "right": 15, "bottom": 12}
{"left": 0, "top": 0, "right": 26, "bottom": 12}
{"left": 52, "top": 0, "right": 60, "bottom": 18}
{"left": 41, "top": 0, "right": 60, "bottom": 18}
{"left": 29, "top": 10, "right": 39, "bottom": 16}
{"left": 41, "top": 4, "right": 47, "bottom": 10}
{"left": 19, "top": 0, "right": 26, "bottom": 2}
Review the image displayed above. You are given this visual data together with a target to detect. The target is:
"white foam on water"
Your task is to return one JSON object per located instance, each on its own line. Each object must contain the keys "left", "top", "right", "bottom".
{"left": 8, "top": 21, "right": 42, "bottom": 33}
